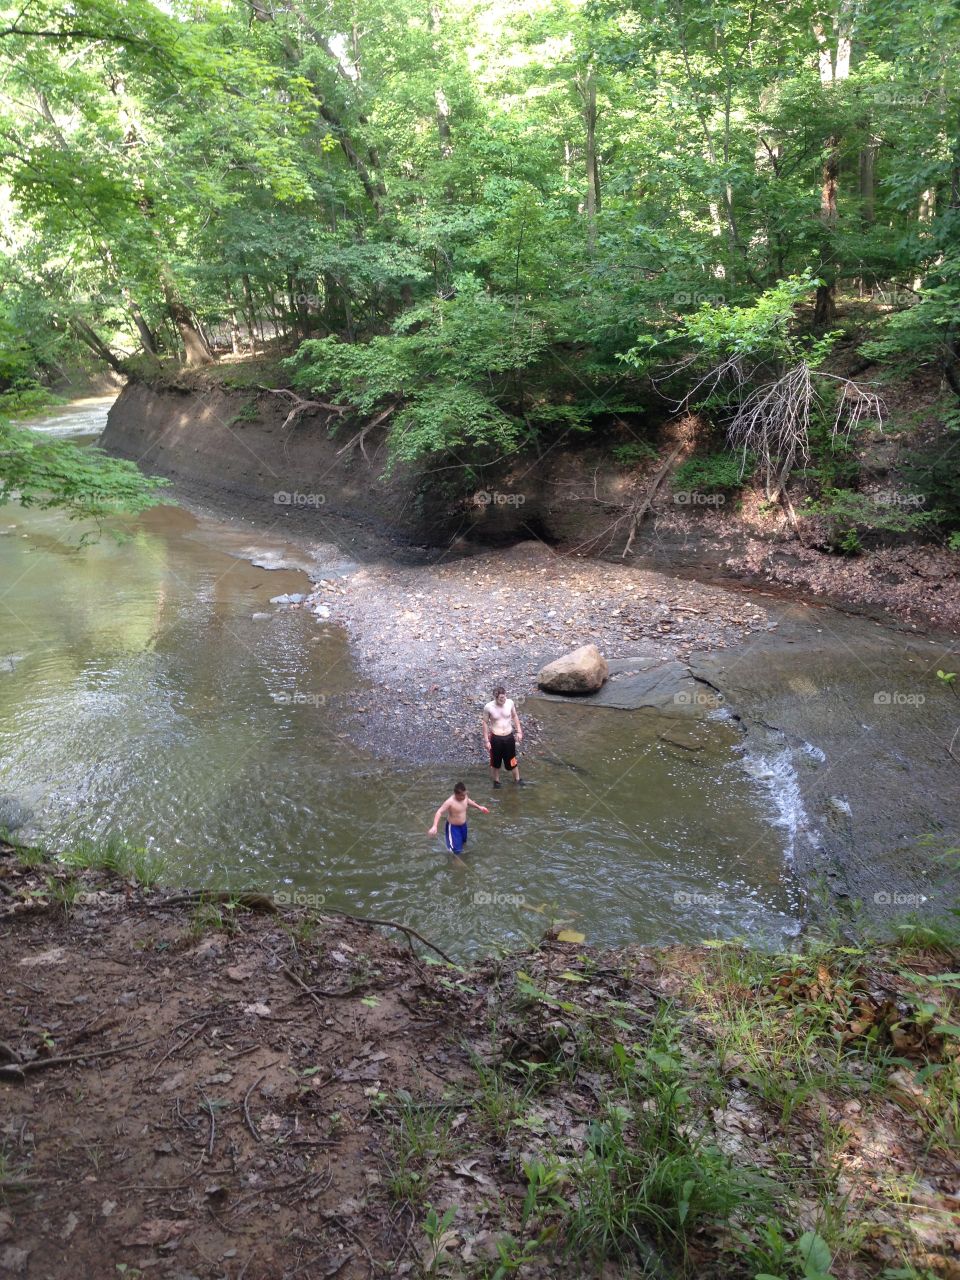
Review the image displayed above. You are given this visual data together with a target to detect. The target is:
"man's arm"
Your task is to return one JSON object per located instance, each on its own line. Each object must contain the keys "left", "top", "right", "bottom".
{"left": 481, "top": 707, "right": 491, "bottom": 748}
{"left": 428, "top": 799, "right": 449, "bottom": 835}
{"left": 467, "top": 798, "right": 490, "bottom": 813}
{"left": 512, "top": 704, "right": 523, "bottom": 742}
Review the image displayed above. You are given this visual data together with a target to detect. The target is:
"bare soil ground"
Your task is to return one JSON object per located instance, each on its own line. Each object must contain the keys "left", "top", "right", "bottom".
{"left": 2, "top": 844, "right": 958, "bottom": 1280}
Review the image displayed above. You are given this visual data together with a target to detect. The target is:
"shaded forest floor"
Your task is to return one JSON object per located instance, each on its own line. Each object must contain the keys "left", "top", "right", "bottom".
{"left": 2, "top": 842, "right": 958, "bottom": 1280}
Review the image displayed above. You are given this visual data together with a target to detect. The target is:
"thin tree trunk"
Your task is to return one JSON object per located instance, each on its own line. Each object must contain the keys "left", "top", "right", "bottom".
{"left": 162, "top": 274, "right": 214, "bottom": 366}
{"left": 68, "top": 317, "right": 128, "bottom": 376}
{"left": 314, "top": 100, "right": 385, "bottom": 215}
{"left": 435, "top": 87, "right": 453, "bottom": 159}
{"left": 813, "top": 11, "right": 853, "bottom": 327}
{"left": 241, "top": 274, "right": 259, "bottom": 351}
{"left": 814, "top": 141, "right": 840, "bottom": 326}
{"left": 859, "top": 138, "right": 876, "bottom": 225}
{"left": 582, "top": 65, "right": 600, "bottom": 255}
{"left": 126, "top": 296, "right": 158, "bottom": 357}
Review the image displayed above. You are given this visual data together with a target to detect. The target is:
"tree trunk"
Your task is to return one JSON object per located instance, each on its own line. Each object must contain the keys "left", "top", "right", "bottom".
{"left": 859, "top": 138, "right": 877, "bottom": 225}
{"left": 162, "top": 277, "right": 214, "bottom": 366}
{"left": 813, "top": 9, "right": 853, "bottom": 328}
{"left": 435, "top": 87, "right": 453, "bottom": 160}
{"left": 241, "top": 274, "right": 259, "bottom": 352}
{"left": 582, "top": 65, "right": 600, "bottom": 254}
{"left": 316, "top": 101, "right": 386, "bottom": 216}
{"left": 814, "top": 140, "right": 840, "bottom": 326}
{"left": 68, "top": 317, "right": 128, "bottom": 376}
{"left": 126, "top": 296, "right": 158, "bottom": 357}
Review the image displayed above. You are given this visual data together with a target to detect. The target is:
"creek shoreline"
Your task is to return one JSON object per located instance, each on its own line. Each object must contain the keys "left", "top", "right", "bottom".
{"left": 101, "top": 376, "right": 960, "bottom": 634}
{"left": 16, "top": 393, "right": 956, "bottom": 932}
{"left": 2, "top": 842, "right": 957, "bottom": 1280}
{"left": 120, "top": 447, "right": 960, "bottom": 935}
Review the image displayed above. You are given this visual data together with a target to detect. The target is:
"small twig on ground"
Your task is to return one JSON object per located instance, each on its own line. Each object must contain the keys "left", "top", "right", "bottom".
{"left": 0, "top": 1036, "right": 159, "bottom": 1082}
{"left": 150, "top": 890, "right": 278, "bottom": 913}
{"left": 243, "top": 1069, "right": 276, "bottom": 1144}
{"left": 147, "top": 1019, "right": 209, "bottom": 1080}
{"left": 329, "top": 1214, "right": 379, "bottom": 1276}
{"left": 329, "top": 911, "right": 455, "bottom": 965}
{"left": 0, "top": 1176, "right": 37, "bottom": 1193}
{"left": 262, "top": 944, "right": 325, "bottom": 1017}
{"left": 198, "top": 1087, "right": 217, "bottom": 1157}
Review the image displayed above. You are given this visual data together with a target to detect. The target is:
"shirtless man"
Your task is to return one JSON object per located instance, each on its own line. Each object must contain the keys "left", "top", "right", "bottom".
{"left": 428, "top": 782, "right": 489, "bottom": 855}
{"left": 482, "top": 685, "right": 524, "bottom": 788}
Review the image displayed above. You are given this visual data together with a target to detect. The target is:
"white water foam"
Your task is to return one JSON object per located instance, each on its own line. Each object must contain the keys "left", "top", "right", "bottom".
{"left": 741, "top": 744, "right": 810, "bottom": 862}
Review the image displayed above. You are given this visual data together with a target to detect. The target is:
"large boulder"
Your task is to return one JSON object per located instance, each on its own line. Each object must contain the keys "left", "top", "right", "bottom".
{"left": 537, "top": 644, "right": 609, "bottom": 695}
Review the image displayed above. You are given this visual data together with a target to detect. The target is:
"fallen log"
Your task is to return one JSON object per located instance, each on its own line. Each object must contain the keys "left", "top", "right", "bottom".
{"left": 622, "top": 441, "right": 686, "bottom": 557}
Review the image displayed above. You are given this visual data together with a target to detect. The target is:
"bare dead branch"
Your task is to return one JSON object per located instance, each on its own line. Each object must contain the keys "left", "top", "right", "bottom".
{"left": 334, "top": 404, "right": 395, "bottom": 462}
{"left": 623, "top": 441, "right": 686, "bottom": 557}
{"left": 255, "top": 386, "right": 350, "bottom": 430}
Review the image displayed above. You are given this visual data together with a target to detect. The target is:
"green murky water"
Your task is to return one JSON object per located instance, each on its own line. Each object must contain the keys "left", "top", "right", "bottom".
{"left": 0, "top": 400, "right": 801, "bottom": 956}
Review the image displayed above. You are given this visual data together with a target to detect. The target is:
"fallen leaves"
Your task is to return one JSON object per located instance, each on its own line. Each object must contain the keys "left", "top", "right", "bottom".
{"left": 122, "top": 1218, "right": 188, "bottom": 1247}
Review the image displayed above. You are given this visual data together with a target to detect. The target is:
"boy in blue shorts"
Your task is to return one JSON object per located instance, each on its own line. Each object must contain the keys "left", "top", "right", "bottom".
{"left": 428, "top": 781, "right": 489, "bottom": 855}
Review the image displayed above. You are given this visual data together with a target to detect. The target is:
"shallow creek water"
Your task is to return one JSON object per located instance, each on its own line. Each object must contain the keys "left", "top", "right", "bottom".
{"left": 0, "top": 399, "right": 855, "bottom": 957}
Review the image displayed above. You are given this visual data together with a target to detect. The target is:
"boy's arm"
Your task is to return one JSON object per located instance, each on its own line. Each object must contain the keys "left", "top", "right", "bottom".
{"left": 428, "top": 799, "right": 449, "bottom": 835}
{"left": 512, "top": 705, "right": 523, "bottom": 741}
{"left": 467, "top": 797, "right": 490, "bottom": 813}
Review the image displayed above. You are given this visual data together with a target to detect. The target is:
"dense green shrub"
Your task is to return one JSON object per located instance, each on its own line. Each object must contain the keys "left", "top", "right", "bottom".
{"left": 671, "top": 450, "right": 754, "bottom": 494}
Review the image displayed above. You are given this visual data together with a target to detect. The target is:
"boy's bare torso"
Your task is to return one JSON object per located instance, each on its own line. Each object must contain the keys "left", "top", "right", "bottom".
{"left": 443, "top": 795, "right": 469, "bottom": 824}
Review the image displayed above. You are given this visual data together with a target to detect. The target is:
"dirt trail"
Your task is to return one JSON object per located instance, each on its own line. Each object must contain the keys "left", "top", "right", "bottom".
{"left": 2, "top": 845, "right": 958, "bottom": 1280}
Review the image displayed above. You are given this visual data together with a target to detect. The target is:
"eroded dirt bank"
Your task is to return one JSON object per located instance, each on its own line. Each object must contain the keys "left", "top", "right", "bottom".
{"left": 2, "top": 844, "right": 958, "bottom": 1280}
{"left": 101, "top": 379, "right": 960, "bottom": 632}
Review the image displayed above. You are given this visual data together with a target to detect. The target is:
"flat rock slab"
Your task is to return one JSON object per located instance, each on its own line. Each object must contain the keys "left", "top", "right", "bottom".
{"left": 533, "top": 656, "right": 722, "bottom": 717}
{"left": 687, "top": 607, "right": 960, "bottom": 916}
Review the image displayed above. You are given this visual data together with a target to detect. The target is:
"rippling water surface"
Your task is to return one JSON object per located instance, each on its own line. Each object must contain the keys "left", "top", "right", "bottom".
{"left": 0, "top": 400, "right": 802, "bottom": 955}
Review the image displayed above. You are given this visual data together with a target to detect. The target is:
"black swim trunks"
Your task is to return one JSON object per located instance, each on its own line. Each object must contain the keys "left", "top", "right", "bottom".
{"left": 489, "top": 732, "right": 517, "bottom": 771}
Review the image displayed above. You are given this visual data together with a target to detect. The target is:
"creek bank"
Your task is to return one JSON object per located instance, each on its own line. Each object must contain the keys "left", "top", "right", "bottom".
{"left": 2, "top": 843, "right": 957, "bottom": 1280}
{"left": 101, "top": 377, "right": 960, "bottom": 632}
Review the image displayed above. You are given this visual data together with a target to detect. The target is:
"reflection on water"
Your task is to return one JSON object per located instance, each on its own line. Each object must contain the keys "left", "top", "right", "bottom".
{"left": 0, "top": 400, "right": 801, "bottom": 956}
